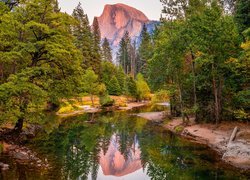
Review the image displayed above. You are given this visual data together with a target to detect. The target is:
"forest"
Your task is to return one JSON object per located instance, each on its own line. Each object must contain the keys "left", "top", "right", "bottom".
{"left": 0, "top": 0, "right": 249, "bottom": 178}
{"left": 0, "top": 0, "right": 249, "bottom": 130}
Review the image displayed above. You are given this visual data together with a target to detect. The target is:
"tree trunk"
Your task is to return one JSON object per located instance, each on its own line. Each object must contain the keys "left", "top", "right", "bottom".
{"left": 14, "top": 118, "right": 24, "bottom": 132}
{"left": 218, "top": 77, "right": 223, "bottom": 120}
{"left": 178, "top": 83, "right": 185, "bottom": 123}
{"left": 190, "top": 51, "right": 197, "bottom": 121}
{"left": 212, "top": 64, "right": 219, "bottom": 125}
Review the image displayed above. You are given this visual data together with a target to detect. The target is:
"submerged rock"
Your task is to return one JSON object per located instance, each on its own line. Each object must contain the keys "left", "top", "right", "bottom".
{"left": 14, "top": 151, "right": 29, "bottom": 161}
{"left": 0, "top": 162, "right": 9, "bottom": 171}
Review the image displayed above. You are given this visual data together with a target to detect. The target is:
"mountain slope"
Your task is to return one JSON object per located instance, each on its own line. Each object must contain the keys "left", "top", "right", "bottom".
{"left": 95, "top": 3, "right": 159, "bottom": 58}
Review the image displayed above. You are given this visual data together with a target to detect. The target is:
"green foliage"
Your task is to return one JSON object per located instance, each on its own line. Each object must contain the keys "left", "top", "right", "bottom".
{"left": 136, "top": 73, "right": 151, "bottom": 100}
{"left": 82, "top": 68, "right": 103, "bottom": 97}
{"left": 138, "top": 24, "right": 153, "bottom": 77}
{"left": 58, "top": 101, "right": 80, "bottom": 114}
{"left": 102, "top": 38, "right": 112, "bottom": 62}
{"left": 99, "top": 93, "right": 114, "bottom": 107}
{"left": 116, "top": 66, "right": 126, "bottom": 93}
{"left": 117, "top": 31, "right": 136, "bottom": 76}
{"left": 234, "top": 0, "right": 250, "bottom": 35}
{"left": 152, "top": 90, "right": 169, "bottom": 103}
{"left": 126, "top": 76, "right": 137, "bottom": 98}
{"left": 108, "top": 76, "right": 122, "bottom": 96}
{"left": 72, "top": 3, "right": 101, "bottom": 75}
{"left": 0, "top": 68, "right": 48, "bottom": 125}
{"left": 0, "top": 0, "right": 83, "bottom": 129}
{"left": 150, "top": 0, "right": 248, "bottom": 123}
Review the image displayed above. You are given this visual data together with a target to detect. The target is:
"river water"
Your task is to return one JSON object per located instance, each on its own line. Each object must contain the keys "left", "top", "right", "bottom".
{"left": 0, "top": 106, "right": 249, "bottom": 179}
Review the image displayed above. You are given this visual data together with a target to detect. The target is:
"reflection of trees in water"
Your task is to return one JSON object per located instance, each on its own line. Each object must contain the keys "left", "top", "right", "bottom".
{"left": 16, "top": 112, "right": 241, "bottom": 179}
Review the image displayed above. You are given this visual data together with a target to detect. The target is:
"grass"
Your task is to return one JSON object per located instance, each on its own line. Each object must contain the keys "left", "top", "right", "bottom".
{"left": 174, "top": 125, "right": 184, "bottom": 133}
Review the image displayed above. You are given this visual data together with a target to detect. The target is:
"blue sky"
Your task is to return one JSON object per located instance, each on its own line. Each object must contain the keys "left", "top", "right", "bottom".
{"left": 58, "top": 0, "right": 163, "bottom": 22}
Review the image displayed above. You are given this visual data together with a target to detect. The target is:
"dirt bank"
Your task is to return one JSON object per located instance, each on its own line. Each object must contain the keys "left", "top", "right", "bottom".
{"left": 0, "top": 126, "right": 49, "bottom": 171}
{"left": 136, "top": 111, "right": 250, "bottom": 170}
{"left": 118, "top": 102, "right": 149, "bottom": 111}
{"left": 57, "top": 102, "right": 149, "bottom": 117}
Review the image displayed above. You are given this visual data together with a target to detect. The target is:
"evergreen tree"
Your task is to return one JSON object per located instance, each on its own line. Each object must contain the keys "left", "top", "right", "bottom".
{"left": 91, "top": 17, "right": 102, "bottom": 75}
{"left": 116, "top": 66, "right": 126, "bottom": 93}
{"left": 0, "top": 0, "right": 83, "bottom": 131}
{"left": 72, "top": 4, "right": 101, "bottom": 75}
{"left": 100, "top": 61, "right": 116, "bottom": 89}
{"left": 92, "top": 17, "right": 101, "bottom": 47}
{"left": 102, "top": 38, "right": 112, "bottom": 62}
{"left": 72, "top": 3, "right": 93, "bottom": 69}
{"left": 117, "top": 31, "right": 131, "bottom": 75}
{"left": 126, "top": 76, "right": 137, "bottom": 98}
{"left": 108, "top": 76, "right": 122, "bottom": 96}
{"left": 234, "top": 0, "right": 250, "bottom": 36}
{"left": 138, "top": 24, "right": 153, "bottom": 77}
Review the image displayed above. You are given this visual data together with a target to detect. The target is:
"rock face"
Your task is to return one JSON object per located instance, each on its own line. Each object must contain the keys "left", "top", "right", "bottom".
{"left": 96, "top": 3, "right": 159, "bottom": 58}
{"left": 99, "top": 135, "right": 142, "bottom": 177}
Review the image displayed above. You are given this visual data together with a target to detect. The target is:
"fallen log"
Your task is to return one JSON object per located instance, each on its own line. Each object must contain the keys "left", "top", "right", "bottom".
{"left": 227, "top": 126, "right": 238, "bottom": 147}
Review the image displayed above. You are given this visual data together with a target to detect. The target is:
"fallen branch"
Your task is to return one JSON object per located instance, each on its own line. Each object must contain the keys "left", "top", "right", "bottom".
{"left": 227, "top": 126, "right": 238, "bottom": 147}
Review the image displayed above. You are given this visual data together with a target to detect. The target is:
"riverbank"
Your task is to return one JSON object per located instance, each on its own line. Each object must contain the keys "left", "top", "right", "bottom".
{"left": 57, "top": 95, "right": 150, "bottom": 117}
{"left": 136, "top": 111, "right": 250, "bottom": 170}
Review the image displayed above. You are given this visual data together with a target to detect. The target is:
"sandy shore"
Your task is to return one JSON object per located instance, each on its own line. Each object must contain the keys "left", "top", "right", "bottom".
{"left": 118, "top": 102, "right": 149, "bottom": 110}
{"left": 136, "top": 111, "right": 250, "bottom": 170}
{"left": 57, "top": 102, "right": 149, "bottom": 117}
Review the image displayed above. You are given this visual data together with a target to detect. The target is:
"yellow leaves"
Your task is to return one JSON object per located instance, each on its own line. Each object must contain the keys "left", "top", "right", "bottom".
{"left": 195, "top": 51, "right": 203, "bottom": 57}
{"left": 241, "top": 40, "right": 250, "bottom": 51}
{"left": 225, "top": 57, "right": 238, "bottom": 64}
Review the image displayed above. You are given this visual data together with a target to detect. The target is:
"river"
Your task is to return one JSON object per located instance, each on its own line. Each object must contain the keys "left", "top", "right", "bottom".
{"left": 0, "top": 106, "right": 248, "bottom": 179}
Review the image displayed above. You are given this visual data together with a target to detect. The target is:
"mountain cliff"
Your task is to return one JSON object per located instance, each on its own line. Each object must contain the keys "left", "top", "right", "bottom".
{"left": 95, "top": 3, "right": 159, "bottom": 56}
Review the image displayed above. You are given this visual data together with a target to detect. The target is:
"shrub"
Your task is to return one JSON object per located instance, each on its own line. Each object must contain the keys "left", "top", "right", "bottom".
{"left": 152, "top": 90, "right": 169, "bottom": 103}
{"left": 100, "top": 94, "right": 115, "bottom": 107}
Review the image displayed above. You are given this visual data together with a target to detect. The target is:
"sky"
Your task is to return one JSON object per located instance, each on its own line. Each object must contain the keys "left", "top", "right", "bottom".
{"left": 58, "top": 0, "right": 163, "bottom": 23}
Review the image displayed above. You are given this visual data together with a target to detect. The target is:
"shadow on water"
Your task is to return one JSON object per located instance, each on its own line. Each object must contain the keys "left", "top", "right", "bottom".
{"left": 0, "top": 108, "right": 249, "bottom": 180}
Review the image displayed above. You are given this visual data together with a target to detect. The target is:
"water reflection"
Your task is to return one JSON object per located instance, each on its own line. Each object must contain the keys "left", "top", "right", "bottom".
{"left": 99, "top": 134, "right": 142, "bottom": 177}
{"left": 0, "top": 111, "right": 248, "bottom": 180}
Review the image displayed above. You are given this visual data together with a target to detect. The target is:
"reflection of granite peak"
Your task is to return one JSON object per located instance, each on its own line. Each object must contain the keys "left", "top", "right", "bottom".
{"left": 99, "top": 135, "right": 142, "bottom": 177}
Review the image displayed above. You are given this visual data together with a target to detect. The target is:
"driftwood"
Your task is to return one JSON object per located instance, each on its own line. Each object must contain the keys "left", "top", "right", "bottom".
{"left": 227, "top": 126, "right": 238, "bottom": 147}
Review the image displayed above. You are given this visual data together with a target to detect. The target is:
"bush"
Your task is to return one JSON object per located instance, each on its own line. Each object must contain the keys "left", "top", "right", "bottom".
{"left": 57, "top": 102, "right": 79, "bottom": 114}
{"left": 152, "top": 90, "right": 169, "bottom": 103}
{"left": 100, "top": 94, "right": 115, "bottom": 107}
{"left": 136, "top": 73, "right": 151, "bottom": 100}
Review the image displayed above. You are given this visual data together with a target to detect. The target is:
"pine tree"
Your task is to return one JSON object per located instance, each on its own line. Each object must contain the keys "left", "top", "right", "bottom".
{"left": 108, "top": 76, "right": 122, "bottom": 96}
{"left": 116, "top": 66, "right": 126, "bottom": 93}
{"left": 91, "top": 17, "right": 102, "bottom": 74}
{"left": 234, "top": 0, "right": 250, "bottom": 36}
{"left": 138, "top": 24, "right": 153, "bottom": 77}
{"left": 92, "top": 17, "right": 101, "bottom": 47}
{"left": 126, "top": 76, "right": 137, "bottom": 98}
{"left": 72, "top": 3, "right": 93, "bottom": 70}
{"left": 102, "top": 38, "right": 112, "bottom": 62}
{"left": 72, "top": 3, "right": 101, "bottom": 75}
{"left": 117, "top": 31, "right": 131, "bottom": 75}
